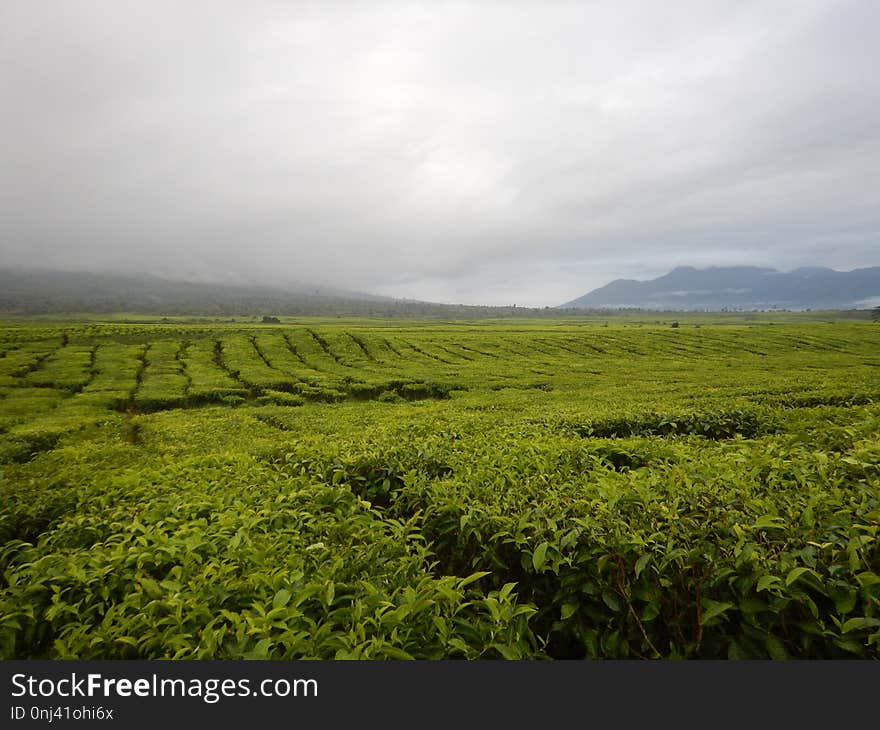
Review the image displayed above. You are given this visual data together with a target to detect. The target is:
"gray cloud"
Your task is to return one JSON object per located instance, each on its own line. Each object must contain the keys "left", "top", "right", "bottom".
{"left": 1, "top": 0, "right": 878, "bottom": 306}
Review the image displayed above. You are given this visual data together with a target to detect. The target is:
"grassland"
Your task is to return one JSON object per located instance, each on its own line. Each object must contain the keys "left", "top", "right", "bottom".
{"left": 0, "top": 318, "right": 878, "bottom": 659}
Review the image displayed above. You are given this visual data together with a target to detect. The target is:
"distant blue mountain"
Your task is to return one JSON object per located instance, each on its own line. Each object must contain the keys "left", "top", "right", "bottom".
{"left": 561, "top": 265, "right": 880, "bottom": 311}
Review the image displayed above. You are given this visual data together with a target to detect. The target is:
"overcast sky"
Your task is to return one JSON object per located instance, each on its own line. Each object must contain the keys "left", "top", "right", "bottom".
{"left": 2, "top": 1, "right": 878, "bottom": 306}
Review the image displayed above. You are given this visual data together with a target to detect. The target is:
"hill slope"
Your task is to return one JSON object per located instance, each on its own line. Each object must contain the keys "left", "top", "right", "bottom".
{"left": 0, "top": 269, "right": 399, "bottom": 316}
{"left": 562, "top": 266, "right": 880, "bottom": 311}
{"left": 0, "top": 268, "right": 553, "bottom": 318}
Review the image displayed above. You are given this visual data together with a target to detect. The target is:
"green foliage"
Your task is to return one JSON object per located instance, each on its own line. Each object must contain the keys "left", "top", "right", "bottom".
{"left": 561, "top": 408, "right": 767, "bottom": 440}
{"left": 0, "top": 319, "right": 878, "bottom": 658}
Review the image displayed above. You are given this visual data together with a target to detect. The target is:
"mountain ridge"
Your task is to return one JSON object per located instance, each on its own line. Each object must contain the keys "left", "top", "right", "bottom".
{"left": 0, "top": 268, "right": 553, "bottom": 318}
{"left": 562, "top": 265, "right": 880, "bottom": 311}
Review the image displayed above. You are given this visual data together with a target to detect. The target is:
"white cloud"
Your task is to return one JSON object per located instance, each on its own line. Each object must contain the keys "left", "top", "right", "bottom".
{"left": 1, "top": 0, "right": 877, "bottom": 305}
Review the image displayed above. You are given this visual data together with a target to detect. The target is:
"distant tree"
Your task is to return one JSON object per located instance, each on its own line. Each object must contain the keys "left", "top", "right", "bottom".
{"left": 872, "top": 306, "right": 880, "bottom": 323}
{"left": 670, "top": 321, "right": 680, "bottom": 328}
{"left": 261, "top": 315, "right": 281, "bottom": 324}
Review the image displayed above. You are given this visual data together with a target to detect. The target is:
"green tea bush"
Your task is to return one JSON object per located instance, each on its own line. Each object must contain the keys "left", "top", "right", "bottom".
{"left": 395, "top": 437, "right": 879, "bottom": 658}
{"left": 1, "top": 320, "right": 878, "bottom": 659}
{"left": 563, "top": 408, "right": 768, "bottom": 440}
{"left": 0, "top": 456, "right": 537, "bottom": 659}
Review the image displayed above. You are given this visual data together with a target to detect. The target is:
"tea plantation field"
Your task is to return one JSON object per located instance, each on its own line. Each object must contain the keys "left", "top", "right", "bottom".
{"left": 1, "top": 319, "right": 878, "bottom": 659}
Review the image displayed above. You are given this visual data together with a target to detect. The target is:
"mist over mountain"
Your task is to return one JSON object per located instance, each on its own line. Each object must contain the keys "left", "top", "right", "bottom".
{"left": 3, "top": 3, "right": 880, "bottom": 308}
{"left": 0, "top": 268, "right": 556, "bottom": 318}
{"left": 562, "top": 266, "right": 880, "bottom": 311}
